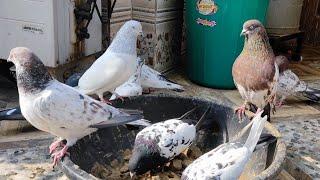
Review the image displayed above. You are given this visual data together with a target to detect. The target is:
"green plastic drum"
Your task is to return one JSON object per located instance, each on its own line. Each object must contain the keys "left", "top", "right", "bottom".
{"left": 186, "top": 0, "right": 270, "bottom": 89}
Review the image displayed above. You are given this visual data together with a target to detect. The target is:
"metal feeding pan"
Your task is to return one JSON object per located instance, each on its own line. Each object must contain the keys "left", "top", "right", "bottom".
{"left": 59, "top": 94, "right": 286, "bottom": 180}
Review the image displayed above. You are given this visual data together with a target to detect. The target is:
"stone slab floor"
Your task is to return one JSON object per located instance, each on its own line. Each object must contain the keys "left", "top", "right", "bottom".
{"left": 0, "top": 46, "right": 320, "bottom": 179}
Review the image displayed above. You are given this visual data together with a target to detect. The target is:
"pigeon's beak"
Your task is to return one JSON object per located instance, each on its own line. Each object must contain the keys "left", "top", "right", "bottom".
{"left": 240, "top": 29, "right": 248, "bottom": 36}
{"left": 130, "top": 172, "right": 136, "bottom": 179}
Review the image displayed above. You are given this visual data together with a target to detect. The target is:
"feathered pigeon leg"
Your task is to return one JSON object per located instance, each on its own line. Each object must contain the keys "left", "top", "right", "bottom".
{"left": 52, "top": 145, "right": 69, "bottom": 167}
{"left": 235, "top": 103, "right": 247, "bottom": 122}
{"left": 49, "top": 139, "right": 65, "bottom": 154}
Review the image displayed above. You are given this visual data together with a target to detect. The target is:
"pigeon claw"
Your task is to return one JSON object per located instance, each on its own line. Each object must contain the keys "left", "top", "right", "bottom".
{"left": 52, "top": 146, "right": 69, "bottom": 167}
{"left": 235, "top": 105, "right": 246, "bottom": 122}
{"left": 49, "top": 140, "right": 65, "bottom": 154}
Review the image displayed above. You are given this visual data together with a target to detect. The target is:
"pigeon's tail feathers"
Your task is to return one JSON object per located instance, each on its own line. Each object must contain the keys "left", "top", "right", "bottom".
{"left": 109, "top": 94, "right": 117, "bottom": 101}
{"left": 89, "top": 114, "right": 144, "bottom": 129}
{"left": 118, "top": 109, "right": 143, "bottom": 115}
{"left": 126, "top": 119, "right": 151, "bottom": 127}
{"left": 195, "top": 106, "right": 211, "bottom": 130}
{"left": 302, "top": 87, "right": 320, "bottom": 102}
{"left": 255, "top": 133, "right": 276, "bottom": 151}
{"left": 0, "top": 107, "right": 25, "bottom": 121}
{"left": 159, "top": 75, "right": 185, "bottom": 92}
{"left": 244, "top": 111, "right": 268, "bottom": 153}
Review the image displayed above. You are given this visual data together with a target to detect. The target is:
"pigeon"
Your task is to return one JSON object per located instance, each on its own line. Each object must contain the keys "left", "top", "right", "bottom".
{"left": 232, "top": 19, "right": 279, "bottom": 121}
{"left": 109, "top": 57, "right": 144, "bottom": 101}
{"left": 181, "top": 111, "right": 268, "bottom": 180}
{"left": 7, "top": 47, "right": 148, "bottom": 166}
{"left": 141, "top": 64, "right": 184, "bottom": 93}
{"left": 275, "top": 55, "right": 320, "bottom": 106}
{"left": 128, "top": 106, "right": 210, "bottom": 177}
{"left": 77, "top": 20, "right": 143, "bottom": 103}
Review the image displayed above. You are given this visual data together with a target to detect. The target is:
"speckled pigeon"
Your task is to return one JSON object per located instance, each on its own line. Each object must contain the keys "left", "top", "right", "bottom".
{"left": 77, "top": 20, "right": 143, "bottom": 103}
{"left": 275, "top": 55, "right": 320, "bottom": 106}
{"left": 7, "top": 47, "right": 147, "bottom": 166}
{"left": 181, "top": 111, "right": 268, "bottom": 180}
{"left": 232, "top": 20, "right": 279, "bottom": 121}
{"left": 128, "top": 107, "right": 210, "bottom": 177}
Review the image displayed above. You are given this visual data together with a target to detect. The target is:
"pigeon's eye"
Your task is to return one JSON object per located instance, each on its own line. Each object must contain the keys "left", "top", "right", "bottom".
{"left": 249, "top": 26, "right": 254, "bottom": 30}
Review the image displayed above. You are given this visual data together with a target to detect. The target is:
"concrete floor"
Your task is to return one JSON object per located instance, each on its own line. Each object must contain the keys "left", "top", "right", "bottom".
{"left": 0, "top": 46, "right": 320, "bottom": 179}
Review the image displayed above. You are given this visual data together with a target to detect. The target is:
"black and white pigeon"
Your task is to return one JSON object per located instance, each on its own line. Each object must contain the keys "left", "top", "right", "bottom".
{"left": 141, "top": 64, "right": 184, "bottom": 93}
{"left": 181, "top": 111, "right": 268, "bottom": 180}
{"left": 275, "top": 55, "right": 320, "bottom": 106}
{"left": 109, "top": 57, "right": 144, "bottom": 101}
{"left": 7, "top": 47, "right": 148, "bottom": 166}
{"left": 232, "top": 19, "right": 279, "bottom": 121}
{"left": 77, "top": 20, "right": 143, "bottom": 103}
{"left": 128, "top": 106, "right": 210, "bottom": 177}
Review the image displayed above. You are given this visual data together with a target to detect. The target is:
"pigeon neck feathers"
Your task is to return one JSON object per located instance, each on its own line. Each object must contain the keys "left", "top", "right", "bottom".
{"left": 16, "top": 55, "right": 53, "bottom": 94}
{"left": 106, "top": 29, "right": 138, "bottom": 56}
{"left": 243, "top": 32, "right": 274, "bottom": 59}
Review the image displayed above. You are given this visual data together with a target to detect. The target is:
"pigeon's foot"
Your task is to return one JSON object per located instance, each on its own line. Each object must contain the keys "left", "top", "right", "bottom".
{"left": 102, "top": 99, "right": 113, "bottom": 105}
{"left": 235, "top": 105, "right": 246, "bottom": 122}
{"left": 276, "top": 100, "right": 285, "bottom": 108}
{"left": 52, "top": 146, "right": 69, "bottom": 167}
{"left": 49, "top": 140, "right": 64, "bottom": 154}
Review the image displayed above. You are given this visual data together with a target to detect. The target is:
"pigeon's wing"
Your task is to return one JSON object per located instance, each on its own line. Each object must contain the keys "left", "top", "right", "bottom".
{"left": 33, "top": 81, "right": 142, "bottom": 130}
{"left": 182, "top": 143, "right": 248, "bottom": 180}
{"left": 110, "top": 82, "right": 142, "bottom": 100}
{"left": 78, "top": 53, "right": 127, "bottom": 93}
{"left": 277, "top": 70, "right": 306, "bottom": 97}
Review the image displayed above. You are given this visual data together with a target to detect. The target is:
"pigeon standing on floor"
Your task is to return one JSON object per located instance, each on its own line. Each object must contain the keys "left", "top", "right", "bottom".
{"left": 232, "top": 20, "right": 279, "bottom": 121}
{"left": 128, "top": 107, "right": 210, "bottom": 177}
{"left": 181, "top": 111, "right": 268, "bottom": 180}
{"left": 8, "top": 47, "right": 148, "bottom": 166}
{"left": 141, "top": 64, "right": 184, "bottom": 93}
{"left": 275, "top": 55, "right": 320, "bottom": 106}
{"left": 109, "top": 58, "right": 144, "bottom": 101}
{"left": 77, "top": 20, "right": 143, "bottom": 103}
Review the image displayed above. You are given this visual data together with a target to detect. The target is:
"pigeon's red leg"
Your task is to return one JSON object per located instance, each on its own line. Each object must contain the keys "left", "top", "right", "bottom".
{"left": 235, "top": 104, "right": 246, "bottom": 122}
{"left": 52, "top": 146, "right": 69, "bottom": 167}
{"left": 49, "top": 140, "right": 63, "bottom": 154}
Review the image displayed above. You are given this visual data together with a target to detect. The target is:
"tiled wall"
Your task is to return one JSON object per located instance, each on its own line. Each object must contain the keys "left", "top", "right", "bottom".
{"left": 106, "top": 0, "right": 184, "bottom": 72}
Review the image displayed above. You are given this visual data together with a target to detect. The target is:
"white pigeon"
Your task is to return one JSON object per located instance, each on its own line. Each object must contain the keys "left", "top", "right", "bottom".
{"left": 8, "top": 47, "right": 147, "bottom": 166}
{"left": 109, "top": 58, "right": 144, "bottom": 101}
{"left": 182, "top": 111, "right": 267, "bottom": 180}
{"left": 275, "top": 55, "right": 320, "bottom": 106}
{"left": 77, "top": 20, "right": 143, "bottom": 103}
{"left": 128, "top": 107, "right": 210, "bottom": 176}
{"left": 141, "top": 64, "right": 184, "bottom": 92}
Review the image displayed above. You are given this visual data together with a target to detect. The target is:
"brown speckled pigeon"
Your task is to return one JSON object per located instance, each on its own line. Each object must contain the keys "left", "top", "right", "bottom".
{"left": 232, "top": 20, "right": 279, "bottom": 121}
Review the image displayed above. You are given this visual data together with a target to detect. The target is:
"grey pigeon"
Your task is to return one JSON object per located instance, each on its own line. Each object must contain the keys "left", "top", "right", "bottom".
{"left": 182, "top": 111, "right": 268, "bottom": 180}
{"left": 77, "top": 20, "right": 143, "bottom": 103}
{"left": 8, "top": 47, "right": 147, "bottom": 166}
{"left": 128, "top": 107, "right": 210, "bottom": 177}
{"left": 276, "top": 55, "right": 320, "bottom": 106}
{"left": 232, "top": 20, "right": 279, "bottom": 121}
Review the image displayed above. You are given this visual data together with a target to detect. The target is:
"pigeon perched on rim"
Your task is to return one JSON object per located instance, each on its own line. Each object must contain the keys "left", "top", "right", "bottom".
{"left": 181, "top": 111, "right": 268, "bottom": 180}
{"left": 275, "top": 55, "right": 320, "bottom": 106}
{"left": 128, "top": 106, "right": 210, "bottom": 177}
{"left": 77, "top": 20, "right": 143, "bottom": 104}
{"left": 8, "top": 47, "right": 148, "bottom": 166}
{"left": 232, "top": 19, "right": 279, "bottom": 121}
{"left": 109, "top": 57, "right": 144, "bottom": 101}
{"left": 141, "top": 64, "right": 184, "bottom": 93}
